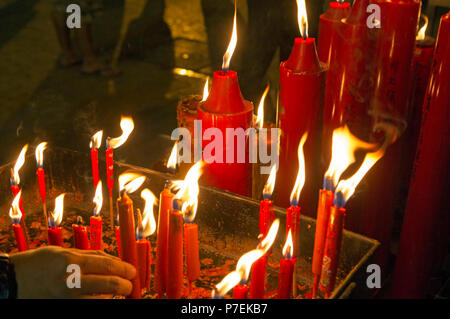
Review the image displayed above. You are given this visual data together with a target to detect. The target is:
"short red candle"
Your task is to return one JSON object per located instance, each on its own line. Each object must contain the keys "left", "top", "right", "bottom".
{"left": 89, "top": 216, "right": 102, "bottom": 250}
{"left": 167, "top": 209, "right": 184, "bottom": 299}
{"left": 90, "top": 148, "right": 99, "bottom": 188}
{"left": 249, "top": 256, "right": 267, "bottom": 299}
{"left": 118, "top": 192, "right": 141, "bottom": 299}
{"left": 233, "top": 284, "right": 249, "bottom": 299}
{"left": 72, "top": 223, "right": 90, "bottom": 250}
{"left": 12, "top": 223, "right": 27, "bottom": 252}
{"left": 137, "top": 238, "right": 151, "bottom": 291}
{"left": 115, "top": 226, "right": 122, "bottom": 259}
{"left": 48, "top": 226, "right": 63, "bottom": 246}
{"left": 184, "top": 223, "right": 200, "bottom": 283}
{"left": 259, "top": 199, "right": 274, "bottom": 238}
{"left": 197, "top": 70, "right": 253, "bottom": 196}
{"left": 277, "top": 257, "right": 296, "bottom": 299}
{"left": 319, "top": 206, "right": 345, "bottom": 298}
{"left": 278, "top": 36, "right": 326, "bottom": 213}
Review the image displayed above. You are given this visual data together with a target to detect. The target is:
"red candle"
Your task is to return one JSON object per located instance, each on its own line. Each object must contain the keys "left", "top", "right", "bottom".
{"left": 197, "top": 6, "right": 253, "bottom": 197}
{"left": 9, "top": 191, "right": 27, "bottom": 251}
{"left": 277, "top": 1, "right": 326, "bottom": 212}
{"left": 136, "top": 238, "right": 151, "bottom": 291}
{"left": 233, "top": 284, "right": 249, "bottom": 299}
{"left": 72, "top": 218, "right": 90, "bottom": 250}
{"left": 249, "top": 256, "right": 267, "bottom": 299}
{"left": 167, "top": 209, "right": 184, "bottom": 299}
{"left": 48, "top": 227, "right": 63, "bottom": 246}
{"left": 48, "top": 194, "right": 65, "bottom": 246}
{"left": 277, "top": 230, "right": 296, "bottom": 299}
{"left": 312, "top": 189, "right": 334, "bottom": 298}
{"left": 259, "top": 165, "right": 276, "bottom": 238}
{"left": 155, "top": 186, "right": 174, "bottom": 297}
{"left": 35, "top": 142, "right": 48, "bottom": 228}
{"left": 115, "top": 225, "right": 122, "bottom": 259}
{"left": 391, "top": 11, "right": 450, "bottom": 299}
{"left": 12, "top": 224, "right": 27, "bottom": 252}
{"left": 89, "top": 181, "right": 103, "bottom": 250}
{"left": 184, "top": 223, "right": 200, "bottom": 284}
{"left": 90, "top": 131, "right": 102, "bottom": 188}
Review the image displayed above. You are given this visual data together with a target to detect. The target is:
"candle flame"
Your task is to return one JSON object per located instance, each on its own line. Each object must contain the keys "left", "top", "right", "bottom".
{"left": 416, "top": 14, "right": 428, "bottom": 41}
{"left": 258, "top": 218, "right": 280, "bottom": 254}
{"left": 93, "top": 181, "right": 103, "bottom": 217}
{"left": 296, "top": 0, "right": 308, "bottom": 38}
{"left": 335, "top": 150, "right": 384, "bottom": 207}
{"left": 173, "top": 161, "right": 203, "bottom": 222}
{"left": 51, "top": 193, "right": 65, "bottom": 227}
{"left": 140, "top": 188, "right": 158, "bottom": 237}
{"left": 35, "top": 142, "right": 47, "bottom": 168}
{"left": 9, "top": 190, "right": 22, "bottom": 223}
{"left": 289, "top": 132, "right": 308, "bottom": 206}
{"left": 262, "top": 164, "right": 277, "bottom": 199}
{"left": 90, "top": 130, "right": 103, "bottom": 149}
{"left": 202, "top": 77, "right": 210, "bottom": 101}
{"left": 324, "top": 126, "right": 377, "bottom": 191}
{"left": 12, "top": 144, "right": 28, "bottom": 185}
{"left": 107, "top": 117, "right": 134, "bottom": 149}
{"left": 222, "top": 1, "right": 237, "bottom": 71}
{"left": 282, "top": 230, "right": 294, "bottom": 259}
{"left": 119, "top": 172, "right": 146, "bottom": 194}
{"left": 255, "top": 84, "right": 270, "bottom": 130}
{"left": 167, "top": 141, "right": 178, "bottom": 171}
{"left": 213, "top": 271, "right": 241, "bottom": 298}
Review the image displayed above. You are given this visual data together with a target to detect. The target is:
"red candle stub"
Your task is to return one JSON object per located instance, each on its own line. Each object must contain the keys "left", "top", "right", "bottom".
{"left": 72, "top": 223, "right": 90, "bottom": 250}
{"left": 48, "top": 227, "right": 63, "bottom": 246}
{"left": 12, "top": 224, "right": 27, "bottom": 252}
{"left": 233, "top": 284, "right": 249, "bottom": 299}
{"left": 250, "top": 256, "right": 267, "bottom": 299}
{"left": 167, "top": 209, "right": 184, "bottom": 299}
{"left": 277, "top": 258, "right": 296, "bottom": 299}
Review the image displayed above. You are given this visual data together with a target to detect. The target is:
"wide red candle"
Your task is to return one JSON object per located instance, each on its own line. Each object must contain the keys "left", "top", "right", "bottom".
{"left": 48, "top": 227, "right": 63, "bottom": 246}
{"left": 89, "top": 216, "right": 102, "bottom": 250}
{"left": 319, "top": 206, "right": 345, "bottom": 298}
{"left": 277, "top": 37, "right": 326, "bottom": 213}
{"left": 312, "top": 189, "right": 334, "bottom": 298}
{"left": 90, "top": 148, "right": 99, "bottom": 188}
{"left": 154, "top": 187, "right": 173, "bottom": 297}
{"left": 233, "top": 284, "right": 249, "bottom": 299}
{"left": 249, "top": 256, "right": 267, "bottom": 299}
{"left": 12, "top": 224, "right": 27, "bottom": 252}
{"left": 72, "top": 223, "right": 90, "bottom": 250}
{"left": 391, "top": 12, "right": 450, "bottom": 299}
{"left": 118, "top": 192, "right": 141, "bottom": 299}
{"left": 167, "top": 209, "right": 184, "bottom": 299}
{"left": 259, "top": 198, "right": 274, "bottom": 238}
{"left": 197, "top": 70, "right": 253, "bottom": 196}
{"left": 137, "top": 238, "right": 151, "bottom": 291}
{"left": 277, "top": 257, "right": 296, "bottom": 299}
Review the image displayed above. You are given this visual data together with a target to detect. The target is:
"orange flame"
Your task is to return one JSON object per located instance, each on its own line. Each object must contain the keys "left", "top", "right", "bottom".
{"left": 282, "top": 230, "right": 294, "bottom": 259}
{"left": 167, "top": 141, "right": 178, "bottom": 171}
{"left": 118, "top": 172, "right": 146, "bottom": 194}
{"left": 255, "top": 84, "right": 270, "bottom": 130}
{"left": 296, "top": 0, "right": 308, "bottom": 38}
{"left": 140, "top": 188, "right": 158, "bottom": 237}
{"left": 35, "top": 142, "right": 47, "bottom": 167}
{"left": 262, "top": 165, "right": 277, "bottom": 199}
{"left": 324, "top": 126, "right": 377, "bottom": 190}
{"left": 222, "top": 1, "right": 237, "bottom": 71}
{"left": 108, "top": 117, "right": 134, "bottom": 149}
{"left": 289, "top": 132, "right": 308, "bottom": 205}
{"left": 51, "top": 193, "right": 65, "bottom": 226}
{"left": 12, "top": 144, "right": 28, "bottom": 185}
{"left": 417, "top": 14, "right": 428, "bottom": 41}
{"left": 202, "top": 77, "right": 210, "bottom": 102}
{"left": 9, "top": 191, "right": 22, "bottom": 223}
{"left": 173, "top": 161, "right": 203, "bottom": 222}
{"left": 90, "top": 130, "right": 103, "bottom": 149}
{"left": 93, "top": 181, "right": 103, "bottom": 217}
{"left": 258, "top": 219, "right": 280, "bottom": 254}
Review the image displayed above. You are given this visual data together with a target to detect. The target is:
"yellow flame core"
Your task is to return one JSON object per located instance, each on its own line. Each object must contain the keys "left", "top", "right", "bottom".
{"left": 9, "top": 191, "right": 22, "bottom": 222}
{"left": 263, "top": 165, "right": 277, "bottom": 198}
{"left": 52, "top": 194, "right": 65, "bottom": 226}
{"left": 255, "top": 85, "right": 270, "bottom": 130}
{"left": 258, "top": 219, "right": 280, "bottom": 254}
{"left": 282, "top": 230, "right": 294, "bottom": 258}
{"left": 119, "top": 172, "right": 145, "bottom": 194}
{"left": 93, "top": 181, "right": 103, "bottom": 216}
{"left": 90, "top": 130, "right": 103, "bottom": 149}
{"left": 222, "top": 3, "right": 237, "bottom": 71}
{"left": 35, "top": 142, "right": 47, "bottom": 167}
{"left": 108, "top": 117, "right": 134, "bottom": 149}
{"left": 289, "top": 133, "right": 308, "bottom": 205}
{"left": 12, "top": 144, "right": 28, "bottom": 185}
{"left": 173, "top": 161, "right": 203, "bottom": 222}
{"left": 417, "top": 14, "right": 428, "bottom": 41}
{"left": 236, "top": 249, "right": 264, "bottom": 282}
{"left": 167, "top": 141, "right": 178, "bottom": 171}
{"left": 335, "top": 150, "right": 384, "bottom": 205}
{"left": 296, "top": 0, "right": 308, "bottom": 38}
{"left": 202, "top": 77, "right": 210, "bottom": 101}
{"left": 325, "top": 126, "right": 377, "bottom": 189}
{"left": 140, "top": 188, "right": 158, "bottom": 237}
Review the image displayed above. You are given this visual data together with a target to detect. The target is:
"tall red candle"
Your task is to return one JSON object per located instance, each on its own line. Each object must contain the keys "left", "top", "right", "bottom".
{"left": 391, "top": 11, "right": 450, "bottom": 299}
{"left": 106, "top": 144, "right": 114, "bottom": 227}
{"left": 115, "top": 225, "right": 122, "bottom": 259}
{"left": 259, "top": 199, "right": 274, "bottom": 239}
{"left": 277, "top": 2, "right": 326, "bottom": 213}
{"left": 89, "top": 181, "right": 103, "bottom": 250}
{"left": 12, "top": 224, "right": 27, "bottom": 252}
{"left": 136, "top": 238, "right": 151, "bottom": 291}
{"left": 90, "top": 130, "right": 102, "bottom": 188}
{"left": 184, "top": 223, "right": 200, "bottom": 283}
{"left": 249, "top": 256, "right": 267, "bottom": 299}
{"left": 167, "top": 209, "right": 184, "bottom": 299}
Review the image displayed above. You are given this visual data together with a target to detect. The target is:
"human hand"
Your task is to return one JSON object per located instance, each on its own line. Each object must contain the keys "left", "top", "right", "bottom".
{"left": 10, "top": 246, "right": 136, "bottom": 299}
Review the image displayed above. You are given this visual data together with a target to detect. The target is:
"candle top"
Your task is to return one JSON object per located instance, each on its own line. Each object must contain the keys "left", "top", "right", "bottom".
{"left": 284, "top": 37, "right": 323, "bottom": 73}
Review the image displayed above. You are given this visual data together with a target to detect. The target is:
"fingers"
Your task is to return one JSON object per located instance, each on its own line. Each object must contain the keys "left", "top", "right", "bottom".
{"left": 76, "top": 254, "right": 136, "bottom": 280}
{"left": 79, "top": 275, "right": 133, "bottom": 296}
